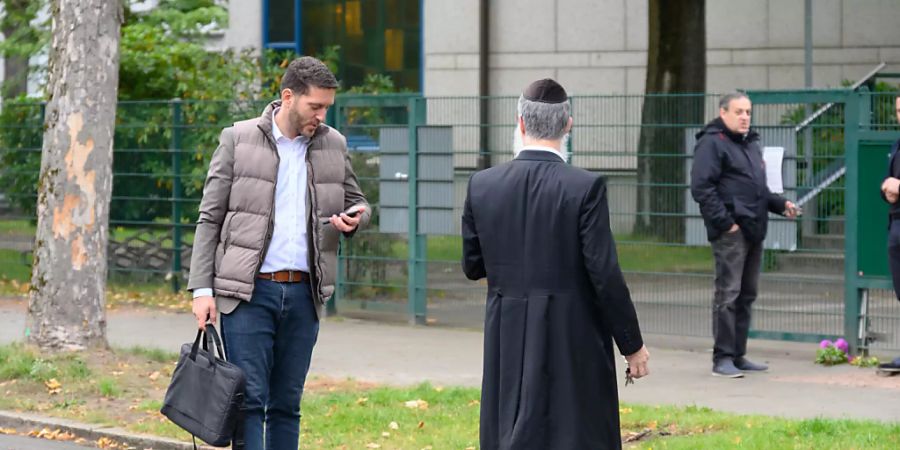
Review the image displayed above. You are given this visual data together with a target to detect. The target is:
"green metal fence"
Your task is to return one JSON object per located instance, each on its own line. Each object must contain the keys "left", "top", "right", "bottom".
{"left": 1, "top": 91, "right": 898, "bottom": 353}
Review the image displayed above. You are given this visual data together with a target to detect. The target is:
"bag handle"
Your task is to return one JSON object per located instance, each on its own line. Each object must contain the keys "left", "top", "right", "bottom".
{"left": 188, "top": 323, "right": 226, "bottom": 366}
{"left": 204, "top": 323, "right": 226, "bottom": 361}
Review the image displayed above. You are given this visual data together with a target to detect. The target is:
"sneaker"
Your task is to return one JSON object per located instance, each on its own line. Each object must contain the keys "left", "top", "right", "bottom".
{"left": 878, "top": 357, "right": 900, "bottom": 373}
{"left": 712, "top": 359, "right": 744, "bottom": 378}
{"left": 734, "top": 357, "right": 769, "bottom": 372}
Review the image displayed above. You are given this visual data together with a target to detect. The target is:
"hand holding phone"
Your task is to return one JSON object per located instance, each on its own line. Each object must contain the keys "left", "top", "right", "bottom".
{"left": 321, "top": 205, "right": 366, "bottom": 232}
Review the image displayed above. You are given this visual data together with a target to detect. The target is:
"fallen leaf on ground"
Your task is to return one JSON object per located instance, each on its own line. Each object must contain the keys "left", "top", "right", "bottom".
{"left": 96, "top": 436, "right": 123, "bottom": 448}
{"left": 27, "top": 428, "right": 75, "bottom": 441}
{"left": 388, "top": 421, "right": 399, "bottom": 430}
{"left": 417, "top": 421, "right": 425, "bottom": 429}
{"left": 365, "top": 443, "right": 381, "bottom": 449}
{"left": 356, "top": 397, "right": 368, "bottom": 405}
{"left": 44, "top": 379, "right": 62, "bottom": 395}
{"left": 148, "top": 371, "right": 160, "bottom": 381}
{"left": 404, "top": 399, "right": 429, "bottom": 410}
{"left": 381, "top": 432, "right": 390, "bottom": 437}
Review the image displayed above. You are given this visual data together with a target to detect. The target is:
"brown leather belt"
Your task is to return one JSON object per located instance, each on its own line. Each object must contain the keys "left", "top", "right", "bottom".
{"left": 257, "top": 270, "right": 310, "bottom": 283}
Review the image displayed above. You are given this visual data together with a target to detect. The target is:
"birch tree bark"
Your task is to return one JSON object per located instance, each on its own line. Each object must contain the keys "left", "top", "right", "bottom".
{"left": 26, "top": 0, "right": 122, "bottom": 351}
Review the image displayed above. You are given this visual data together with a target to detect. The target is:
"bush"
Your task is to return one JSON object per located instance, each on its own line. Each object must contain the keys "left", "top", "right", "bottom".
{"left": 778, "top": 81, "right": 900, "bottom": 231}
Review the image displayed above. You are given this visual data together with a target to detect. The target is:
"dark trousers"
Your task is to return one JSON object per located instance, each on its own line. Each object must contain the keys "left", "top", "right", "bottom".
{"left": 889, "top": 220, "right": 900, "bottom": 301}
{"left": 889, "top": 220, "right": 900, "bottom": 366}
{"left": 711, "top": 231, "right": 763, "bottom": 363}
{"left": 221, "top": 278, "right": 319, "bottom": 450}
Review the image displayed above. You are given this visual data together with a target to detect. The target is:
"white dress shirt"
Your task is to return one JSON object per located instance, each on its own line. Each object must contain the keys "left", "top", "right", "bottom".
{"left": 193, "top": 107, "right": 309, "bottom": 299}
{"left": 519, "top": 145, "right": 567, "bottom": 162}
{"left": 260, "top": 107, "right": 310, "bottom": 273}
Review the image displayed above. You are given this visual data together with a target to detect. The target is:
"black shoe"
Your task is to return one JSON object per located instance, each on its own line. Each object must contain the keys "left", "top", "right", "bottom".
{"left": 878, "top": 357, "right": 900, "bottom": 373}
{"left": 734, "top": 357, "right": 769, "bottom": 372}
{"left": 712, "top": 359, "right": 744, "bottom": 378}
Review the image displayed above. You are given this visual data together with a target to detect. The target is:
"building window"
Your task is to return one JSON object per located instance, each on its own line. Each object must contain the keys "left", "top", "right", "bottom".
{"left": 264, "top": 0, "right": 421, "bottom": 91}
{"left": 267, "top": 0, "right": 296, "bottom": 44}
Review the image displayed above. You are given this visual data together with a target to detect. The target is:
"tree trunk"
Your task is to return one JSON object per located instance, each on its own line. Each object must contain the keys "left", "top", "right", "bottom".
{"left": 2, "top": 54, "right": 28, "bottom": 98}
{"left": 26, "top": 0, "right": 122, "bottom": 351}
{"left": 635, "top": 0, "right": 706, "bottom": 242}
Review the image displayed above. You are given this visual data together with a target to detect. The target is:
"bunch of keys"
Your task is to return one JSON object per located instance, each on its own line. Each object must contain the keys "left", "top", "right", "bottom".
{"left": 624, "top": 366, "right": 635, "bottom": 386}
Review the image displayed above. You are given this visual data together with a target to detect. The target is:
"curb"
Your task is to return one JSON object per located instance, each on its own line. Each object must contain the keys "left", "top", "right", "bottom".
{"left": 0, "top": 410, "right": 218, "bottom": 450}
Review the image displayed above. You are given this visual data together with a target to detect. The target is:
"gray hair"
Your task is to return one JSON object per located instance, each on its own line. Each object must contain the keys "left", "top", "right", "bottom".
{"left": 719, "top": 92, "right": 749, "bottom": 111}
{"left": 516, "top": 94, "right": 571, "bottom": 140}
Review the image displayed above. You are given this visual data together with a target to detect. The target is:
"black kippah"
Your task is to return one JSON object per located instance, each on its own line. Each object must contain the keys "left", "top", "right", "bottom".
{"left": 523, "top": 78, "right": 568, "bottom": 104}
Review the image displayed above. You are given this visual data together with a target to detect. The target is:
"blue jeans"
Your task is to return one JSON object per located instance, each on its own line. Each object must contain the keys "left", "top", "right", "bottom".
{"left": 221, "top": 278, "right": 319, "bottom": 450}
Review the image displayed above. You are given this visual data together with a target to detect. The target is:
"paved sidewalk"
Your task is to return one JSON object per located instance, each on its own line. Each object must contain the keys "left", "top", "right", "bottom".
{"left": 2, "top": 300, "right": 899, "bottom": 422}
{"left": 0, "top": 434, "right": 91, "bottom": 450}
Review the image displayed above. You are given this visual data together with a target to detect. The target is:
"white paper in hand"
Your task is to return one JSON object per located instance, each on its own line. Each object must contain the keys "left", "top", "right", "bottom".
{"left": 763, "top": 146, "right": 785, "bottom": 194}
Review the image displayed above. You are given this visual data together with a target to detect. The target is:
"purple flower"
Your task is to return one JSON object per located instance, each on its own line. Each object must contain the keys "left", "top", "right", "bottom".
{"left": 819, "top": 339, "right": 832, "bottom": 349}
{"left": 835, "top": 338, "right": 849, "bottom": 354}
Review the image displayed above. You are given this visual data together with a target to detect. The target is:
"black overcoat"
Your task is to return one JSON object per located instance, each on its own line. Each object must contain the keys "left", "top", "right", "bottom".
{"left": 462, "top": 150, "right": 644, "bottom": 450}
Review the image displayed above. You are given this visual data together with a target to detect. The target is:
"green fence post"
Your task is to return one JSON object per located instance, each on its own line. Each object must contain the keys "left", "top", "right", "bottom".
{"left": 843, "top": 90, "right": 862, "bottom": 354}
{"left": 407, "top": 96, "right": 427, "bottom": 325}
{"left": 170, "top": 99, "right": 183, "bottom": 293}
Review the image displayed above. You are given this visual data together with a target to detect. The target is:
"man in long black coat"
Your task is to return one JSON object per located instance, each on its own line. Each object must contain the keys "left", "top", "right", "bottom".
{"left": 462, "top": 78, "right": 650, "bottom": 450}
{"left": 879, "top": 94, "right": 900, "bottom": 374}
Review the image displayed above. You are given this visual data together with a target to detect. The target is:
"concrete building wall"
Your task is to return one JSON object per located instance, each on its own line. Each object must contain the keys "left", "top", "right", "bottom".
{"left": 422, "top": 0, "right": 900, "bottom": 97}
{"left": 224, "top": 0, "right": 263, "bottom": 51}
{"left": 415, "top": 0, "right": 900, "bottom": 178}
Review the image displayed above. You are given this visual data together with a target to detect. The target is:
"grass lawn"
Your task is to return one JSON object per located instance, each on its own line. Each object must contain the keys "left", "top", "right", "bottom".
{"left": 387, "top": 234, "right": 715, "bottom": 274}
{"left": 0, "top": 282, "right": 192, "bottom": 312}
{"left": 0, "top": 219, "right": 34, "bottom": 237}
{"left": 0, "top": 249, "right": 30, "bottom": 282}
{"left": 0, "top": 219, "right": 194, "bottom": 243}
{"left": 615, "top": 240, "right": 713, "bottom": 274}
{"left": 0, "top": 343, "right": 897, "bottom": 449}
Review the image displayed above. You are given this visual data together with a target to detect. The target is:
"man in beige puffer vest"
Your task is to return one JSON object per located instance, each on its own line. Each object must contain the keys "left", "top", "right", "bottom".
{"left": 187, "top": 57, "right": 369, "bottom": 450}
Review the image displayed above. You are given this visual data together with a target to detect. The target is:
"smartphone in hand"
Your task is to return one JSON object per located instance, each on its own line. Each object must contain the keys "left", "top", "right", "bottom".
{"left": 320, "top": 206, "right": 363, "bottom": 224}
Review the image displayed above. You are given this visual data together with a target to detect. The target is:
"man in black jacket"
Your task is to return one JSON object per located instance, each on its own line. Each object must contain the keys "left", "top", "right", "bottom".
{"left": 690, "top": 92, "right": 799, "bottom": 378}
{"left": 462, "top": 78, "right": 649, "bottom": 449}
{"left": 878, "top": 94, "right": 900, "bottom": 374}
